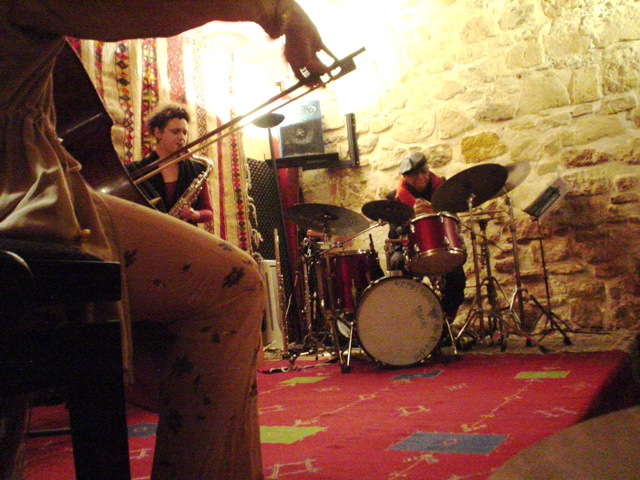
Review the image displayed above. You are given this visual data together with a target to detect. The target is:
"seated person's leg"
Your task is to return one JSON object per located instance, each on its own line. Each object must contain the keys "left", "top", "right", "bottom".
{"left": 441, "top": 266, "right": 466, "bottom": 320}
{"left": 99, "top": 194, "right": 266, "bottom": 480}
{"left": 388, "top": 248, "right": 407, "bottom": 274}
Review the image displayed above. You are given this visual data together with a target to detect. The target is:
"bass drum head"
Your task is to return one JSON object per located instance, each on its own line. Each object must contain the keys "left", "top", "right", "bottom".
{"left": 355, "top": 276, "right": 444, "bottom": 367}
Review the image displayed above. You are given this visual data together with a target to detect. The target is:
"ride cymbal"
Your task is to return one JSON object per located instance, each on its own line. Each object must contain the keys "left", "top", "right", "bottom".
{"left": 431, "top": 163, "right": 508, "bottom": 213}
{"left": 285, "top": 203, "right": 370, "bottom": 236}
{"left": 361, "top": 199, "right": 414, "bottom": 224}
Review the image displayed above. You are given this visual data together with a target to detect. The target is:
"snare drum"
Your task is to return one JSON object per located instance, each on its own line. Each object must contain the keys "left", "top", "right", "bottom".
{"left": 406, "top": 212, "right": 466, "bottom": 276}
{"left": 319, "top": 250, "right": 380, "bottom": 314}
{"left": 355, "top": 276, "right": 443, "bottom": 367}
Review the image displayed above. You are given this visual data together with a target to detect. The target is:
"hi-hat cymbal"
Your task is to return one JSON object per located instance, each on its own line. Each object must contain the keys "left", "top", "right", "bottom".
{"left": 252, "top": 112, "right": 285, "bottom": 129}
{"left": 431, "top": 163, "right": 508, "bottom": 213}
{"left": 361, "top": 199, "right": 414, "bottom": 224}
{"left": 285, "top": 203, "right": 370, "bottom": 236}
{"left": 493, "top": 161, "right": 531, "bottom": 197}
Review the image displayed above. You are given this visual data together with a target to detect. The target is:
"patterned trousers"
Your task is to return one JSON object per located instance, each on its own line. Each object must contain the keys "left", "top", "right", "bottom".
{"left": 102, "top": 194, "right": 266, "bottom": 480}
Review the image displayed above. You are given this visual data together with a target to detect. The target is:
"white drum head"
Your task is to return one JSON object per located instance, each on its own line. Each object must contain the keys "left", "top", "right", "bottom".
{"left": 355, "top": 276, "right": 443, "bottom": 367}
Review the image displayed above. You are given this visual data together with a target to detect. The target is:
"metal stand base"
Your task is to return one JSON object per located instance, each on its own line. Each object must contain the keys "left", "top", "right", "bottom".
{"left": 456, "top": 275, "right": 547, "bottom": 353}
{"left": 518, "top": 217, "right": 572, "bottom": 347}
{"left": 513, "top": 288, "right": 572, "bottom": 347}
{"left": 332, "top": 315, "right": 355, "bottom": 373}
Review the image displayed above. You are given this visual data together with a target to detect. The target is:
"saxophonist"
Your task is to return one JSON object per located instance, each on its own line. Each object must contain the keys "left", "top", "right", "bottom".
{"left": 126, "top": 104, "right": 213, "bottom": 225}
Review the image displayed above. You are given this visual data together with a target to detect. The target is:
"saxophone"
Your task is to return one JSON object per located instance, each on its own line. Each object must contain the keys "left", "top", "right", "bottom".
{"left": 168, "top": 154, "right": 214, "bottom": 219}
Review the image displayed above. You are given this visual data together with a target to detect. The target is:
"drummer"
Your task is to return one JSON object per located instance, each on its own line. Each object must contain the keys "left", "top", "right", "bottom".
{"left": 387, "top": 151, "right": 466, "bottom": 325}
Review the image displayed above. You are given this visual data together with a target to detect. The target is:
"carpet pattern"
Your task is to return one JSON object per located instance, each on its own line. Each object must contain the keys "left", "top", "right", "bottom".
{"left": 22, "top": 334, "right": 639, "bottom": 480}
{"left": 256, "top": 350, "right": 637, "bottom": 480}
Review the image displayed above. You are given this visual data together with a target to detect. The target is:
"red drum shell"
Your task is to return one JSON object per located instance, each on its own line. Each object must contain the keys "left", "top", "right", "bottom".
{"left": 320, "top": 250, "right": 379, "bottom": 314}
{"left": 406, "top": 212, "right": 466, "bottom": 276}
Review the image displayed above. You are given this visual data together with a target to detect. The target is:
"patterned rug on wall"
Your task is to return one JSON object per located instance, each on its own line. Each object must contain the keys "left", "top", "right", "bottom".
{"left": 23, "top": 331, "right": 640, "bottom": 480}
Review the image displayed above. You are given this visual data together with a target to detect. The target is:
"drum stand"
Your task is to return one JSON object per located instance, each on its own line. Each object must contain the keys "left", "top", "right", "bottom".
{"left": 332, "top": 314, "right": 356, "bottom": 373}
{"left": 293, "top": 225, "right": 379, "bottom": 372}
{"left": 325, "top": 229, "right": 382, "bottom": 374}
{"left": 423, "top": 274, "right": 458, "bottom": 356}
{"left": 505, "top": 197, "right": 572, "bottom": 346}
{"left": 455, "top": 197, "right": 545, "bottom": 352}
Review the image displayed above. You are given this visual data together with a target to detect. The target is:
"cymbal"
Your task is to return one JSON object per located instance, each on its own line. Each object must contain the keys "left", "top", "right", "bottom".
{"left": 361, "top": 199, "right": 414, "bottom": 224}
{"left": 431, "top": 163, "right": 508, "bottom": 213}
{"left": 252, "top": 112, "right": 285, "bottom": 129}
{"left": 285, "top": 203, "right": 370, "bottom": 236}
{"left": 493, "top": 161, "right": 531, "bottom": 197}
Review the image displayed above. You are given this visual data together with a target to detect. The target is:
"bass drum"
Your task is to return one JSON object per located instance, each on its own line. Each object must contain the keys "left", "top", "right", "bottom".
{"left": 355, "top": 276, "right": 444, "bottom": 367}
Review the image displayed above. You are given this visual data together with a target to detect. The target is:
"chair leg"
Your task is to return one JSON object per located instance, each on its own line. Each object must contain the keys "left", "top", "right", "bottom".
{"left": 0, "top": 395, "right": 29, "bottom": 480}
{"left": 0, "top": 321, "right": 131, "bottom": 479}
{"left": 65, "top": 322, "right": 131, "bottom": 480}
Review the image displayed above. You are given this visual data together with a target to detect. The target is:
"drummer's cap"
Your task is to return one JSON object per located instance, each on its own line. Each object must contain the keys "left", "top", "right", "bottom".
{"left": 399, "top": 152, "right": 428, "bottom": 175}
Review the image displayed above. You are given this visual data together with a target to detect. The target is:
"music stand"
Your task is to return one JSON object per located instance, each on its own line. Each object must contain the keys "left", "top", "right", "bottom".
{"left": 517, "top": 177, "right": 573, "bottom": 344}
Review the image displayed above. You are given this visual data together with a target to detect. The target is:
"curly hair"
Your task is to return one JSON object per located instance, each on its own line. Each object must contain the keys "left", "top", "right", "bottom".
{"left": 147, "top": 104, "right": 190, "bottom": 133}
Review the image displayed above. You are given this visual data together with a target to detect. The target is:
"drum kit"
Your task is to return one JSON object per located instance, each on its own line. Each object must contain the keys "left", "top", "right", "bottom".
{"left": 281, "top": 162, "right": 570, "bottom": 372}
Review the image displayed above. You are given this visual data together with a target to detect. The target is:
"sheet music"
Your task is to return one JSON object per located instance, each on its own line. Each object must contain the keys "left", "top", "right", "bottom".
{"left": 523, "top": 176, "right": 570, "bottom": 219}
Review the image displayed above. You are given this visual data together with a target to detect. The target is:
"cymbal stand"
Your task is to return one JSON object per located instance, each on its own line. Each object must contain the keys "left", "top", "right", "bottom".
{"left": 455, "top": 197, "right": 545, "bottom": 351}
{"left": 476, "top": 218, "right": 526, "bottom": 351}
{"left": 455, "top": 194, "right": 488, "bottom": 345}
{"left": 506, "top": 200, "right": 571, "bottom": 345}
{"left": 458, "top": 215, "right": 514, "bottom": 347}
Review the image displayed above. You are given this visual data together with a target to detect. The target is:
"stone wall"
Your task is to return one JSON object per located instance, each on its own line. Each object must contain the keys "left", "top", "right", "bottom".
{"left": 299, "top": 0, "right": 640, "bottom": 331}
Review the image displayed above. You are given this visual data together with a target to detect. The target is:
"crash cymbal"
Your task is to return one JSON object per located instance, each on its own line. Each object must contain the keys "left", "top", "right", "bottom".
{"left": 431, "top": 163, "right": 508, "bottom": 213}
{"left": 285, "top": 203, "right": 370, "bottom": 236}
{"left": 361, "top": 199, "right": 414, "bottom": 224}
{"left": 493, "top": 161, "right": 531, "bottom": 197}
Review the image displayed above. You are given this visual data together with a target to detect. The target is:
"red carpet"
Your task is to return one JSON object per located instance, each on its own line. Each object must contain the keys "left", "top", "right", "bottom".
{"left": 23, "top": 350, "right": 638, "bottom": 480}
